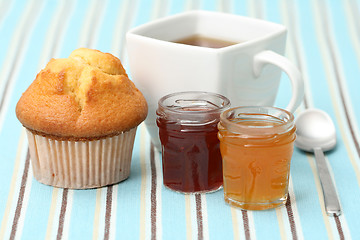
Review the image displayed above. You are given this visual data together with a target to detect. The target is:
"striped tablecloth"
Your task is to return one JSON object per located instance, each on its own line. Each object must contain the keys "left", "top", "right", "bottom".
{"left": 1, "top": 0, "right": 360, "bottom": 239}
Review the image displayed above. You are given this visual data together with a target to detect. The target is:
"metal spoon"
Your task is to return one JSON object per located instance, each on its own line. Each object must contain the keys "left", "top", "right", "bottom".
{"left": 295, "top": 108, "right": 341, "bottom": 216}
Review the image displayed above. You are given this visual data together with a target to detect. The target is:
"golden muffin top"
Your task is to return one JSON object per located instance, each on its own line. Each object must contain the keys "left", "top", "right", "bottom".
{"left": 16, "top": 48, "right": 148, "bottom": 140}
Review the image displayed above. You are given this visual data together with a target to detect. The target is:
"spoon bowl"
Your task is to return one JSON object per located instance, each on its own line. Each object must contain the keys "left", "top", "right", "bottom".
{"left": 295, "top": 109, "right": 336, "bottom": 152}
{"left": 295, "top": 108, "right": 341, "bottom": 216}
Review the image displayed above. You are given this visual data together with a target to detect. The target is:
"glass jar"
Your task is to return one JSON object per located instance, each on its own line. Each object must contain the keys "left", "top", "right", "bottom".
{"left": 218, "top": 106, "right": 296, "bottom": 210}
{"left": 156, "top": 91, "right": 230, "bottom": 193}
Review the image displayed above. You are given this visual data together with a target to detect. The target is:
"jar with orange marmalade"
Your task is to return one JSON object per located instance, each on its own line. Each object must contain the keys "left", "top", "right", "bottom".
{"left": 217, "top": 106, "right": 296, "bottom": 210}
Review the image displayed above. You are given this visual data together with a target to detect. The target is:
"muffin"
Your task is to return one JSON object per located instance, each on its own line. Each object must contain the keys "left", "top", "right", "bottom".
{"left": 16, "top": 48, "right": 148, "bottom": 189}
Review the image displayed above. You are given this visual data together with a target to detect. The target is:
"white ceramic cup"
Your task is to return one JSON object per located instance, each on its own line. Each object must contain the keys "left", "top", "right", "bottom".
{"left": 126, "top": 10, "right": 304, "bottom": 149}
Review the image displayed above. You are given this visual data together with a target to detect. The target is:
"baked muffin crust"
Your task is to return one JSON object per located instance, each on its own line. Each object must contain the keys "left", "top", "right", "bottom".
{"left": 16, "top": 48, "right": 148, "bottom": 139}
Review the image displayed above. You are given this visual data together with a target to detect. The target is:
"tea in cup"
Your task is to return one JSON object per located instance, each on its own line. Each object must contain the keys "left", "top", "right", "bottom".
{"left": 126, "top": 10, "right": 303, "bottom": 149}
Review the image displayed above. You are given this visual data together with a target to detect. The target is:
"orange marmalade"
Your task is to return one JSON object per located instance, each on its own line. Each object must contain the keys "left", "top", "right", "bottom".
{"left": 218, "top": 107, "right": 296, "bottom": 210}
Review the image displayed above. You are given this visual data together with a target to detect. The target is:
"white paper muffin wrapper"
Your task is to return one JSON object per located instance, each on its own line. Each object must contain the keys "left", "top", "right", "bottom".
{"left": 26, "top": 127, "right": 137, "bottom": 189}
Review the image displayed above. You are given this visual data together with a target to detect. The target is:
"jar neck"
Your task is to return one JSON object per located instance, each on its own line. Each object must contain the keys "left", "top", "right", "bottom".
{"left": 157, "top": 91, "right": 230, "bottom": 125}
{"left": 219, "top": 106, "right": 295, "bottom": 136}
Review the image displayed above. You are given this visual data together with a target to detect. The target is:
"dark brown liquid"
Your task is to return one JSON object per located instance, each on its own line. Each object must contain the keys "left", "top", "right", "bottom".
{"left": 174, "top": 34, "right": 237, "bottom": 48}
{"left": 157, "top": 115, "right": 223, "bottom": 193}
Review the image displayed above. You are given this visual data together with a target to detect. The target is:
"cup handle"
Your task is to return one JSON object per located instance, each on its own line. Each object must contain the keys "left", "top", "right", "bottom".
{"left": 253, "top": 50, "right": 304, "bottom": 113}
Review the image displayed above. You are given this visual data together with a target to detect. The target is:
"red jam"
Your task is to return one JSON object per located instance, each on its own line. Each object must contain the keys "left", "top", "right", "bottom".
{"left": 157, "top": 113, "right": 222, "bottom": 193}
{"left": 156, "top": 92, "right": 230, "bottom": 193}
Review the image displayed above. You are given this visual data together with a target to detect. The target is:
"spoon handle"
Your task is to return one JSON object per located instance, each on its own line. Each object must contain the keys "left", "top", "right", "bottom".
{"left": 313, "top": 147, "right": 341, "bottom": 216}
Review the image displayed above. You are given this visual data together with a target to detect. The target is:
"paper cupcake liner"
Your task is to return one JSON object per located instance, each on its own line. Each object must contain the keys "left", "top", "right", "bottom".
{"left": 26, "top": 128, "right": 137, "bottom": 189}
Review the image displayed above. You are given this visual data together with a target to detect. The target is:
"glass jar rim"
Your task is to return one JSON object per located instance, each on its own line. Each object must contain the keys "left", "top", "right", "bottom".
{"left": 158, "top": 91, "right": 231, "bottom": 114}
{"left": 219, "top": 106, "right": 295, "bottom": 135}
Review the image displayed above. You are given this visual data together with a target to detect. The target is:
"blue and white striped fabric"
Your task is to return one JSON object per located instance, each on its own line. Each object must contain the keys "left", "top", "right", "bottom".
{"left": 1, "top": 0, "right": 360, "bottom": 239}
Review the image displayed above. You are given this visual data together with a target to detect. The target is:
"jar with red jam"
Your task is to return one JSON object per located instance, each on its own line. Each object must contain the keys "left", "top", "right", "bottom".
{"left": 156, "top": 91, "right": 230, "bottom": 193}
